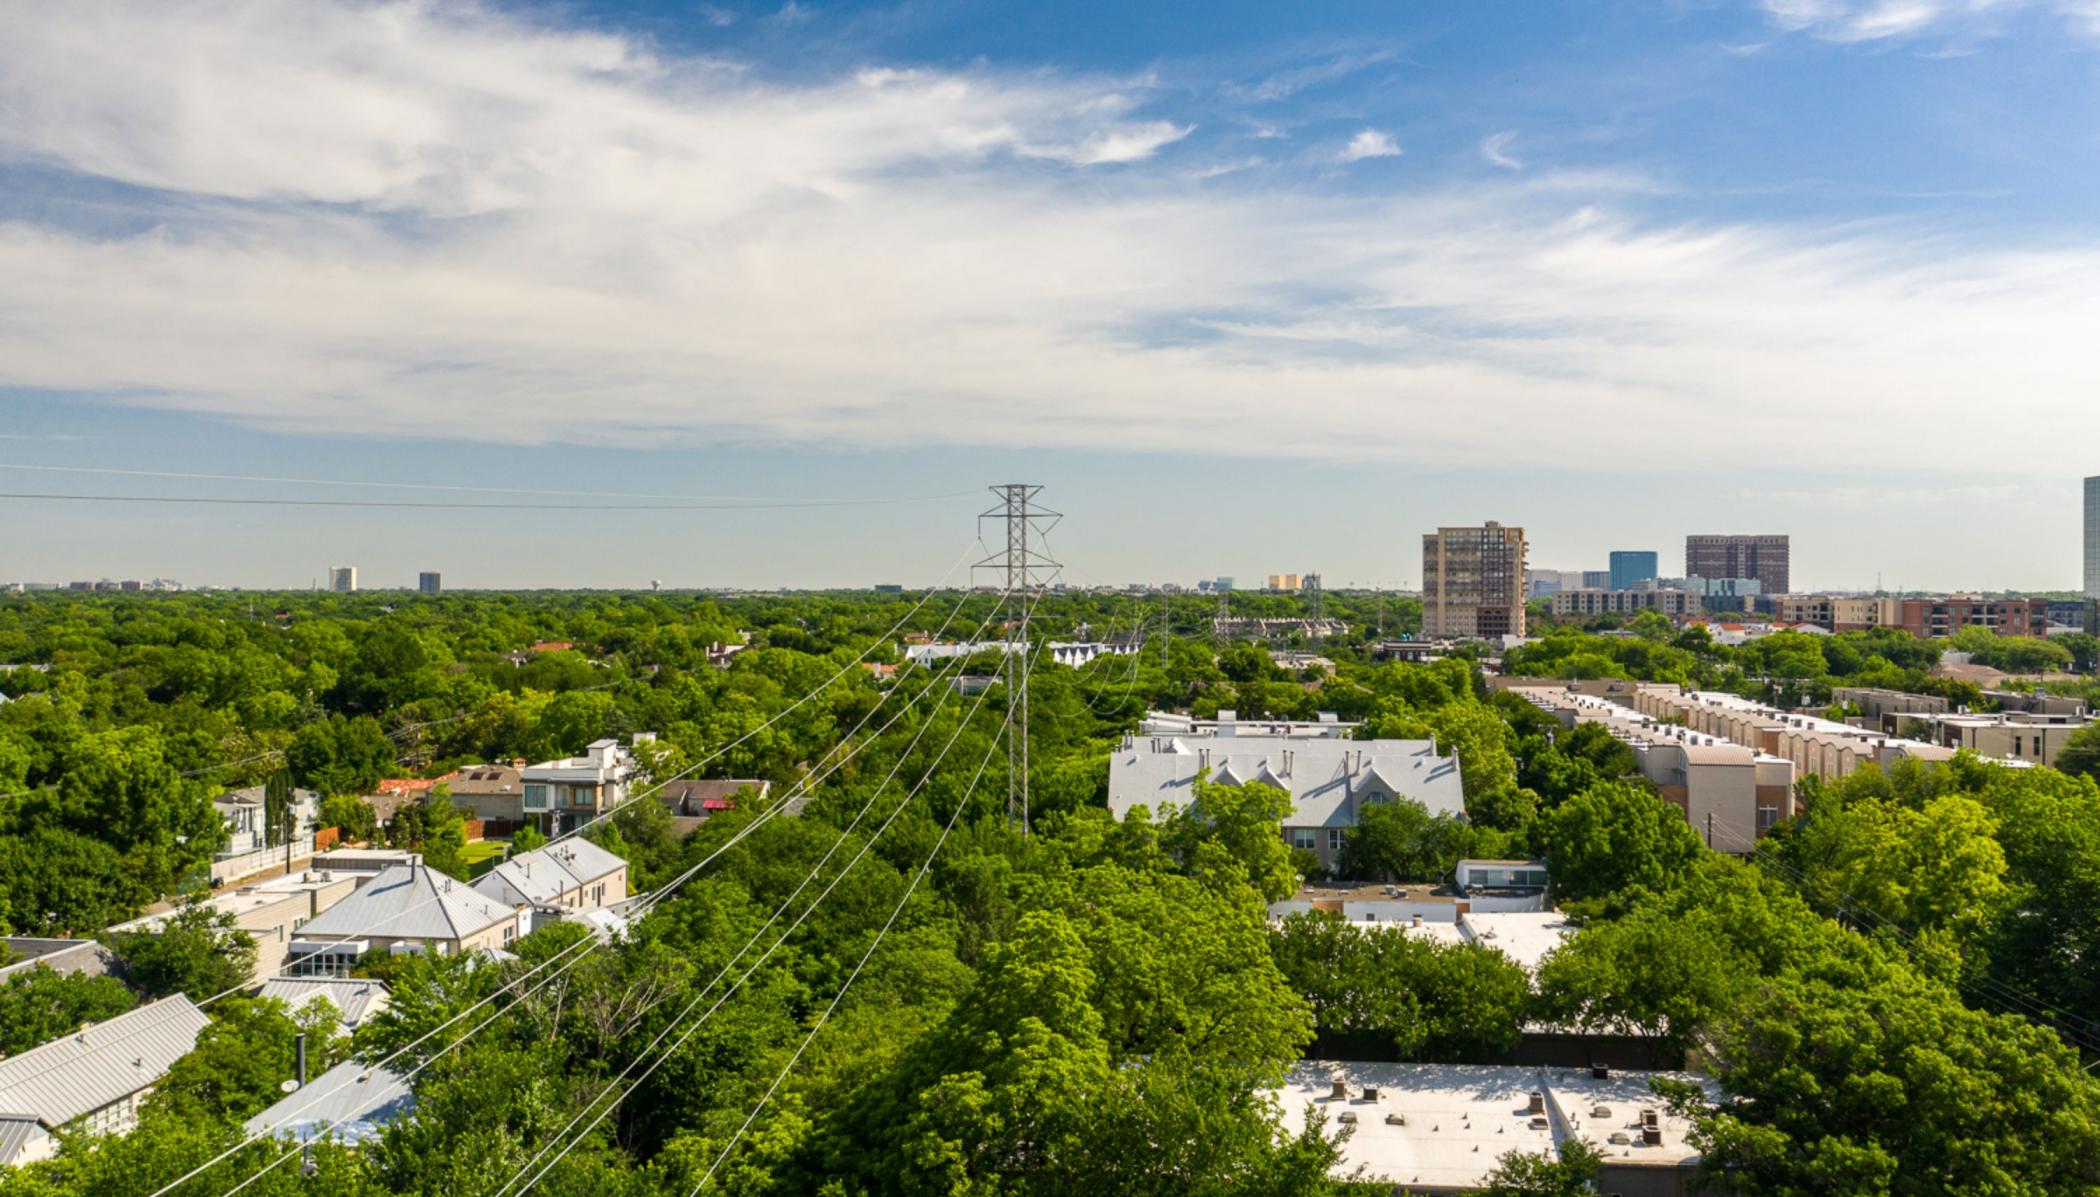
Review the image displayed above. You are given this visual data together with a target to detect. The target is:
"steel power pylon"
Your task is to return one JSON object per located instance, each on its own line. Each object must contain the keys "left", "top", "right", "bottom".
{"left": 975, "top": 484, "right": 1061, "bottom": 835}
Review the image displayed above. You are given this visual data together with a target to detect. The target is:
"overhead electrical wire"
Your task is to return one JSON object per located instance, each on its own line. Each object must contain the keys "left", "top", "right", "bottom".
{"left": 0, "top": 462, "right": 976, "bottom": 506}
{"left": 498, "top": 614, "right": 1042, "bottom": 1197}
{"left": 131, "top": 559, "right": 985, "bottom": 1197}
{"left": 193, "top": 614, "right": 1017, "bottom": 1197}
{"left": 0, "top": 491, "right": 977, "bottom": 511}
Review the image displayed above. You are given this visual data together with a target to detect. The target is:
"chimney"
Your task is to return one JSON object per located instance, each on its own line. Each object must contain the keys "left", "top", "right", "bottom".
{"left": 1411, "top": 913, "right": 1423, "bottom": 928}
{"left": 295, "top": 1032, "right": 308, "bottom": 1087}
{"left": 1330, "top": 1078, "right": 1349, "bottom": 1101}
{"left": 1526, "top": 1091, "right": 1546, "bottom": 1115}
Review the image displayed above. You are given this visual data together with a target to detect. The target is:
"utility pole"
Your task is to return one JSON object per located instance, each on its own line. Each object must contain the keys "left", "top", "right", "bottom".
{"left": 975, "top": 485, "right": 1060, "bottom": 835}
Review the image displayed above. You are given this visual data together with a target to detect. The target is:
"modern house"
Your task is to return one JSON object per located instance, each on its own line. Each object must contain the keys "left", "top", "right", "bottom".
{"left": 1108, "top": 710, "right": 1465, "bottom": 873}
{"left": 287, "top": 862, "right": 527, "bottom": 975}
{"left": 521, "top": 737, "right": 650, "bottom": 835}
{"left": 0, "top": 997, "right": 213, "bottom": 1167}
{"left": 471, "top": 838, "right": 628, "bottom": 930}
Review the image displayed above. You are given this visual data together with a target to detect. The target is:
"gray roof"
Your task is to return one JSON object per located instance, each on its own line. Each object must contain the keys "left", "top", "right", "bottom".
{"left": 472, "top": 838, "right": 626, "bottom": 908}
{"left": 1108, "top": 735, "right": 1465, "bottom": 829}
{"left": 0, "top": 1116, "right": 46, "bottom": 1169}
{"left": 0, "top": 997, "right": 211, "bottom": 1130}
{"left": 298, "top": 864, "right": 518, "bottom": 942}
{"left": 256, "top": 977, "right": 392, "bottom": 1030}
{"left": 243, "top": 1059, "right": 414, "bottom": 1145}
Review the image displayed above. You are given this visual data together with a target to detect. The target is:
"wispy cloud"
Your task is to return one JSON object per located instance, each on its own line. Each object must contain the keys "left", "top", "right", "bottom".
{"left": 0, "top": 0, "right": 2096, "bottom": 479}
{"left": 1338, "top": 128, "right": 1402, "bottom": 162}
{"left": 1481, "top": 131, "right": 1523, "bottom": 170}
{"left": 1759, "top": 0, "right": 2100, "bottom": 41}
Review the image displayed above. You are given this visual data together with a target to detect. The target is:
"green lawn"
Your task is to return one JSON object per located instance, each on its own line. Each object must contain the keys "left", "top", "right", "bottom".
{"left": 462, "top": 839, "right": 507, "bottom": 877}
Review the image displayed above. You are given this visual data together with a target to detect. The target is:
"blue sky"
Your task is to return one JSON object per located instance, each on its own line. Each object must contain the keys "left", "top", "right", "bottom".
{"left": 2, "top": 0, "right": 2098, "bottom": 590}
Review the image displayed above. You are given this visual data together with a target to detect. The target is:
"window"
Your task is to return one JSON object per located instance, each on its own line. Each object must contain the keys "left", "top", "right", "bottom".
{"left": 1758, "top": 805, "right": 1779, "bottom": 833}
{"left": 1289, "top": 828, "right": 1316, "bottom": 851}
{"left": 502, "top": 925, "right": 515, "bottom": 943}
{"left": 524, "top": 784, "right": 549, "bottom": 810}
{"left": 1327, "top": 829, "right": 1345, "bottom": 853}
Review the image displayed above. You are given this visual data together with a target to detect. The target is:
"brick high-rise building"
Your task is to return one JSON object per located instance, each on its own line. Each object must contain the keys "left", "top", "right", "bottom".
{"left": 1423, "top": 522, "right": 1527, "bottom": 639}
{"left": 1684, "top": 534, "right": 1789, "bottom": 596}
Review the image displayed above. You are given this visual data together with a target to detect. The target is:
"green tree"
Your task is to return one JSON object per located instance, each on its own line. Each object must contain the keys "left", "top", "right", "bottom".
{"left": 149, "top": 996, "right": 344, "bottom": 1123}
{"left": 2054, "top": 720, "right": 2100, "bottom": 783}
{"left": 1160, "top": 779, "right": 1300, "bottom": 904}
{"left": 104, "top": 900, "right": 258, "bottom": 1000}
{"left": 1543, "top": 781, "right": 1704, "bottom": 905}
{"left": 0, "top": 967, "right": 138, "bottom": 1055}
{"left": 1478, "top": 1139, "right": 1603, "bottom": 1197}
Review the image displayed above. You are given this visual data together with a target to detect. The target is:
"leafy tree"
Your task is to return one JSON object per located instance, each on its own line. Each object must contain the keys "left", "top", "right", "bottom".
{"left": 1543, "top": 781, "right": 1703, "bottom": 905}
{"left": 104, "top": 900, "right": 258, "bottom": 1000}
{"left": 2055, "top": 720, "right": 2100, "bottom": 783}
{"left": 318, "top": 792, "right": 378, "bottom": 842}
{"left": 1478, "top": 1139, "right": 1603, "bottom": 1197}
{"left": 148, "top": 996, "right": 344, "bottom": 1123}
{"left": 1160, "top": 779, "right": 1300, "bottom": 904}
{"left": 510, "top": 823, "right": 548, "bottom": 852}
{"left": 0, "top": 967, "right": 138, "bottom": 1055}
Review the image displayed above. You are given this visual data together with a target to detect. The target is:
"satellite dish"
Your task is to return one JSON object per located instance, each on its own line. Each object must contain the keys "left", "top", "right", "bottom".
{"left": 280, "top": 1079, "right": 300, "bottom": 1093}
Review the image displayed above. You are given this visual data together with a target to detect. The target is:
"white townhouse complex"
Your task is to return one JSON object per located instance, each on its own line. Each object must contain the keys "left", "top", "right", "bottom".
{"left": 1107, "top": 710, "right": 1465, "bottom": 872}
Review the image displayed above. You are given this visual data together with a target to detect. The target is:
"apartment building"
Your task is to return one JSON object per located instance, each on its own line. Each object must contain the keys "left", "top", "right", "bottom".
{"left": 1896, "top": 596, "right": 2048, "bottom": 639}
{"left": 1774, "top": 596, "right": 1901, "bottom": 632}
{"left": 1508, "top": 684, "right": 1797, "bottom": 847}
{"left": 1109, "top": 710, "right": 1465, "bottom": 873}
{"left": 1684, "top": 535, "right": 1789, "bottom": 596}
{"left": 1629, "top": 685, "right": 1957, "bottom": 782}
{"left": 1872, "top": 709, "right": 2095, "bottom": 767}
{"left": 1548, "top": 588, "right": 1699, "bottom": 618}
{"left": 1423, "top": 522, "right": 1527, "bottom": 640}
{"left": 328, "top": 566, "right": 357, "bottom": 593}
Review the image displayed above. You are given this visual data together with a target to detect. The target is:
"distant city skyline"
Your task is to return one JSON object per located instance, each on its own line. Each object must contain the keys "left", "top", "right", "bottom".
{"left": 5, "top": 2, "right": 2100, "bottom": 589}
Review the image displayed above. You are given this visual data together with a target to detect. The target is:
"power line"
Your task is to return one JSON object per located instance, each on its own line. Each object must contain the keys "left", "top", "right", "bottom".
{"left": 0, "top": 490, "right": 978, "bottom": 511}
{"left": 0, "top": 463, "right": 972, "bottom": 506}
{"left": 500, "top": 620, "right": 1040, "bottom": 1197}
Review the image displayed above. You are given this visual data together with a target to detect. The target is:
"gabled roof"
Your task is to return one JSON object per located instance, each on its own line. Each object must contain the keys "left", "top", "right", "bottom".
{"left": 243, "top": 1060, "right": 414, "bottom": 1145}
{"left": 0, "top": 997, "right": 211, "bottom": 1131}
{"left": 257, "top": 977, "right": 392, "bottom": 1029}
{"left": 0, "top": 1116, "right": 46, "bottom": 1168}
{"left": 298, "top": 865, "right": 517, "bottom": 942}
{"left": 471, "top": 838, "right": 626, "bottom": 908}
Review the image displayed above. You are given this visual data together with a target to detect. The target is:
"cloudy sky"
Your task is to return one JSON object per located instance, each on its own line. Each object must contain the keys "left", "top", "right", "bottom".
{"left": 3, "top": 0, "right": 2098, "bottom": 590}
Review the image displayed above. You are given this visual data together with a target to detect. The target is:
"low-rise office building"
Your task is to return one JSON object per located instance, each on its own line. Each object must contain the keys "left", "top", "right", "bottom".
{"left": 106, "top": 870, "right": 360, "bottom": 986}
{"left": 1110, "top": 710, "right": 1464, "bottom": 873}
{"left": 1273, "top": 1062, "right": 1716, "bottom": 1197}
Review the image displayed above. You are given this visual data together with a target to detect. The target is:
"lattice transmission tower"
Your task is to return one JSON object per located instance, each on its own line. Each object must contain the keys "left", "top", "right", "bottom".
{"left": 974, "top": 484, "right": 1061, "bottom": 834}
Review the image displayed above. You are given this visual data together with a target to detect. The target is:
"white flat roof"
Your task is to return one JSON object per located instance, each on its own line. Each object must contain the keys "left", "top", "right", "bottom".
{"left": 1273, "top": 1061, "right": 1713, "bottom": 1192}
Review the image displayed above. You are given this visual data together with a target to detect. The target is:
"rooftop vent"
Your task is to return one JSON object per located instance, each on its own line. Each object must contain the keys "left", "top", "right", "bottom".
{"left": 1363, "top": 1086, "right": 1380, "bottom": 1101}
{"left": 1592, "top": 1064, "right": 1612, "bottom": 1080}
{"left": 1385, "top": 1112, "right": 1406, "bottom": 1125}
{"left": 1526, "top": 1091, "right": 1546, "bottom": 1115}
{"left": 1529, "top": 1117, "right": 1549, "bottom": 1130}
{"left": 1337, "top": 1111, "right": 1358, "bottom": 1124}
{"left": 1329, "top": 1078, "right": 1348, "bottom": 1101}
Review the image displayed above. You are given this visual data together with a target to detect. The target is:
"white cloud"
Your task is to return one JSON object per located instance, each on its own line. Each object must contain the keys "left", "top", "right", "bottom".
{"left": 1338, "top": 128, "right": 1402, "bottom": 162}
{"left": 1758, "top": 0, "right": 2100, "bottom": 41}
{"left": 0, "top": 0, "right": 2097, "bottom": 481}
{"left": 1481, "top": 131, "right": 1523, "bottom": 170}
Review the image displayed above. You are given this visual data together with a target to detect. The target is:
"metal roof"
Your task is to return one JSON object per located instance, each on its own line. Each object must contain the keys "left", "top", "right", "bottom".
{"left": 0, "top": 997, "right": 211, "bottom": 1129}
{"left": 472, "top": 838, "right": 626, "bottom": 908}
{"left": 297, "top": 864, "right": 518, "bottom": 942}
{"left": 243, "top": 1059, "right": 414, "bottom": 1145}
{"left": 256, "top": 977, "right": 392, "bottom": 1030}
{"left": 0, "top": 1116, "right": 48, "bottom": 1168}
{"left": 1109, "top": 734, "right": 1465, "bottom": 829}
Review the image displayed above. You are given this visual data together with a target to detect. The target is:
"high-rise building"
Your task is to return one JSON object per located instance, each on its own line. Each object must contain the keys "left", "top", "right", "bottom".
{"left": 1422, "top": 522, "right": 1527, "bottom": 640}
{"left": 328, "top": 566, "right": 357, "bottom": 593}
{"left": 2086, "top": 476, "right": 2100, "bottom": 632}
{"left": 1685, "top": 535, "right": 1789, "bottom": 596}
{"left": 1609, "top": 550, "right": 1659, "bottom": 592}
{"left": 418, "top": 572, "right": 442, "bottom": 594}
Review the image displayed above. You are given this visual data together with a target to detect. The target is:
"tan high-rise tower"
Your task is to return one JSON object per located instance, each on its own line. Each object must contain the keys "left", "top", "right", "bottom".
{"left": 1422, "top": 522, "right": 1527, "bottom": 639}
